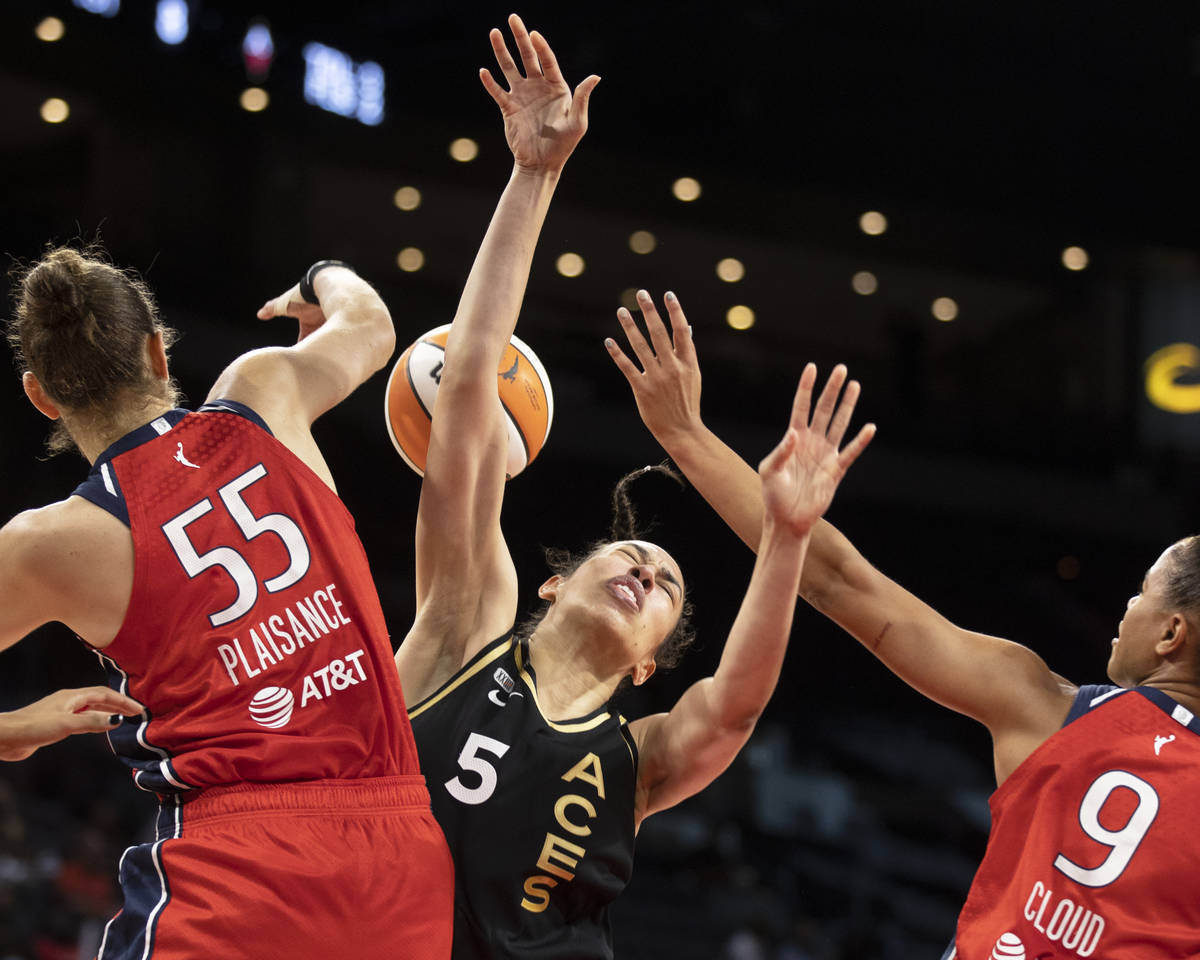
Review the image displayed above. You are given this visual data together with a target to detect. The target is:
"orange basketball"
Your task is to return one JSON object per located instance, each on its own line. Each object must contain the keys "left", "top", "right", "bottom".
{"left": 384, "top": 324, "right": 554, "bottom": 478}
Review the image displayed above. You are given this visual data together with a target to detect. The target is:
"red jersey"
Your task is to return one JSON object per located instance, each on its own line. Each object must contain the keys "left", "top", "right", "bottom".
{"left": 76, "top": 402, "right": 418, "bottom": 793}
{"left": 951, "top": 684, "right": 1200, "bottom": 960}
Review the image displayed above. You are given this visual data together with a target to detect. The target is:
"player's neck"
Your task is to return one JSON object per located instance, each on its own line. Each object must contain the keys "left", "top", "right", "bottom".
{"left": 527, "top": 628, "right": 620, "bottom": 720}
{"left": 67, "top": 398, "right": 178, "bottom": 464}
{"left": 1141, "top": 679, "right": 1200, "bottom": 719}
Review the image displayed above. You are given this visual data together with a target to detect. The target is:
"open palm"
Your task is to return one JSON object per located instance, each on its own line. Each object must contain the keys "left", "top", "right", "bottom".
{"left": 480, "top": 15, "right": 599, "bottom": 173}
{"left": 759, "top": 364, "right": 875, "bottom": 536}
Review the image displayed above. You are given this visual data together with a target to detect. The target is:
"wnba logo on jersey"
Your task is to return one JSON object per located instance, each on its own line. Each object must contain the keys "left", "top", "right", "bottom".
{"left": 249, "top": 686, "right": 296, "bottom": 728}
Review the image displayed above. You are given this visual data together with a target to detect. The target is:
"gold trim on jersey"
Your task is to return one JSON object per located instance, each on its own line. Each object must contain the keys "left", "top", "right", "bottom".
{"left": 514, "top": 641, "right": 614, "bottom": 733}
{"left": 616, "top": 715, "right": 637, "bottom": 769}
{"left": 406, "top": 640, "right": 511, "bottom": 720}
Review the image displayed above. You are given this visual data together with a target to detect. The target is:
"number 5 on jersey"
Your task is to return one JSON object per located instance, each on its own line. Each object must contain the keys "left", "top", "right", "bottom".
{"left": 162, "top": 463, "right": 311, "bottom": 627}
{"left": 445, "top": 732, "right": 510, "bottom": 805}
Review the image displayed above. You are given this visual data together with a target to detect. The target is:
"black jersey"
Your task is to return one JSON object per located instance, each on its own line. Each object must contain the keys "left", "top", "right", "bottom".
{"left": 408, "top": 633, "right": 639, "bottom": 960}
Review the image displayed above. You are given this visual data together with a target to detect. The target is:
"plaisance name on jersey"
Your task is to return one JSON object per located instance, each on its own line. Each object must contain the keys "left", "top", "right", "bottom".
{"left": 216, "top": 582, "right": 352, "bottom": 686}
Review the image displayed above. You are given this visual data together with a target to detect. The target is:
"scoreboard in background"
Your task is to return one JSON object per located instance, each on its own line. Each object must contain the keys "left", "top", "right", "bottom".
{"left": 73, "top": 0, "right": 119, "bottom": 16}
{"left": 69, "top": 0, "right": 385, "bottom": 126}
{"left": 302, "top": 43, "right": 385, "bottom": 127}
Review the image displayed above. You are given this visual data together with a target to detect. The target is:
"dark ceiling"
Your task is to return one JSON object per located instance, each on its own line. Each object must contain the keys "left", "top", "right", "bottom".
{"left": 0, "top": 0, "right": 1196, "bottom": 614}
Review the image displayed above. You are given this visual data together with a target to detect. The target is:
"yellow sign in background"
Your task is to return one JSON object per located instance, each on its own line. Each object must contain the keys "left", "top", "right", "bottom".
{"left": 1145, "top": 343, "right": 1200, "bottom": 414}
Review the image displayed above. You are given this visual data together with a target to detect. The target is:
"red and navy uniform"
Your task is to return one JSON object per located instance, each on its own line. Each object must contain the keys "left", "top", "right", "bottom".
{"left": 943, "top": 683, "right": 1200, "bottom": 960}
{"left": 74, "top": 402, "right": 452, "bottom": 960}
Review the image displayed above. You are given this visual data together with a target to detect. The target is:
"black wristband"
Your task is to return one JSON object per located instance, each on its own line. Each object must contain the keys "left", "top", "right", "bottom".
{"left": 299, "top": 259, "right": 354, "bottom": 304}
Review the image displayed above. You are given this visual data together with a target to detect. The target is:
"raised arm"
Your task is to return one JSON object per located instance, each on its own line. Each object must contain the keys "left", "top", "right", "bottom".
{"left": 396, "top": 16, "right": 599, "bottom": 703}
{"left": 629, "top": 365, "right": 873, "bottom": 823}
{"left": 207, "top": 264, "right": 395, "bottom": 490}
{"left": 608, "top": 291, "right": 1077, "bottom": 784}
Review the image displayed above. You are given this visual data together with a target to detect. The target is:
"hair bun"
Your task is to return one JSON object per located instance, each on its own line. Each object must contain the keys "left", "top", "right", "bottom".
{"left": 23, "top": 249, "right": 98, "bottom": 337}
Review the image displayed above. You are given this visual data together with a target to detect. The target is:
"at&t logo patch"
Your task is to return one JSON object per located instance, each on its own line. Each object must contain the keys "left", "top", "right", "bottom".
{"left": 991, "top": 932, "right": 1025, "bottom": 960}
{"left": 249, "top": 686, "right": 295, "bottom": 728}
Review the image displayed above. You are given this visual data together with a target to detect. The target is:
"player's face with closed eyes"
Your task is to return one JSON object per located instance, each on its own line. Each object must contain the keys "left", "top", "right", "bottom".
{"left": 567, "top": 540, "right": 685, "bottom": 671}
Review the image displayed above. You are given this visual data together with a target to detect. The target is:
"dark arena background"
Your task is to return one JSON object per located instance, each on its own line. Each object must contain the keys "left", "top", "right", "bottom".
{"left": 0, "top": 2, "right": 1197, "bottom": 957}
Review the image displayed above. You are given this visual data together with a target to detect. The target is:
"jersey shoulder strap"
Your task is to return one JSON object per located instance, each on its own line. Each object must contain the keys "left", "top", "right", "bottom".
{"left": 196, "top": 397, "right": 272, "bottom": 434}
{"left": 1132, "top": 685, "right": 1200, "bottom": 735}
{"left": 1063, "top": 683, "right": 1200, "bottom": 737}
{"left": 407, "top": 631, "right": 516, "bottom": 720}
{"left": 1062, "top": 683, "right": 1127, "bottom": 726}
{"left": 71, "top": 408, "right": 190, "bottom": 527}
{"left": 71, "top": 401, "right": 273, "bottom": 527}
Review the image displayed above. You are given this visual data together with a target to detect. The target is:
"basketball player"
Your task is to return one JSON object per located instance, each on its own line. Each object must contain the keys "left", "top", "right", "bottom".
{"left": 0, "top": 686, "right": 143, "bottom": 761}
{"left": 392, "top": 17, "right": 874, "bottom": 958}
{"left": 607, "top": 290, "right": 1200, "bottom": 960}
{"left": 0, "top": 248, "right": 452, "bottom": 957}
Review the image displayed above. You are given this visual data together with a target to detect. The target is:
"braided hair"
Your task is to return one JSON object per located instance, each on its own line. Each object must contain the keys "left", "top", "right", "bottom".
{"left": 521, "top": 462, "right": 697, "bottom": 672}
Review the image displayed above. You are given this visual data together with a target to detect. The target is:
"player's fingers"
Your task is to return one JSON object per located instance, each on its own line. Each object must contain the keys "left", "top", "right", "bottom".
{"left": 269, "top": 300, "right": 298, "bottom": 321}
{"left": 507, "top": 14, "right": 541, "bottom": 78}
{"left": 489, "top": 26, "right": 520, "bottom": 86}
{"left": 760, "top": 428, "right": 798, "bottom": 475}
{"left": 837, "top": 423, "right": 877, "bottom": 471}
{"left": 68, "top": 687, "right": 144, "bottom": 717}
{"left": 570, "top": 75, "right": 600, "bottom": 128}
{"left": 810, "top": 363, "right": 846, "bottom": 434}
{"left": 637, "top": 291, "right": 675, "bottom": 360}
{"left": 789, "top": 364, "right": 818, "bottom": 432}
{"left": 827, "top": 379, "right": 861, "bottom": 449}
{"left": 617, "top": 306, "right": 658, "bottom": 369}
{"left": 605, "top": 336, "right": 643, "bottom": 382}
{"left": 80, "top": 710, "right": 131, "bottom": 733}
{"left": 258, "top": 283, "right": 303, "bottom": 320}
{"left": 530, "top": 30, "right": 564, "bottom": 84}
{"left": 662, "top": 292, "right": 695, "bottom": 361}
{"left": 257, "top": 292, "right": 287, "bottom": 320}
{"left": 480, "top": 68, "right": 508, "bottom": 107}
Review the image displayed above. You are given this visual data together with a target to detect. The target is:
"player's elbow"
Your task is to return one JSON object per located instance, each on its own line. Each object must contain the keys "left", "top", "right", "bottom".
{"left": 703, "top": 713, "right": 759, "bottom": 780}
{"left": 710, "top": 694, "right": 767, "bottom": 739}
{"left": 802, "top": 550, "right": 879, "bottom": 616}
{"left": 705, "top": 669, "right": 777, "bottom": 735}
{"left": 362, "top": 305, "right": 396, "bottom": 373}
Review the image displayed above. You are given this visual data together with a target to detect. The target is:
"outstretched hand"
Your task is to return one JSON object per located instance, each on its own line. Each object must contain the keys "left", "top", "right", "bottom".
{"left": 481, "top": 14, "right": 600, "bottom": 175}
{"left": 256, "top": 282, "right": 326, "bottom": 343}
{"left": 758, "top": 365, "right": 875, "bottom": 537}
{"left": 0, "top": 687, "right": 144, "bottom": 762}
{"left": 606, "top": 290, "right": 702, "bottom": 446}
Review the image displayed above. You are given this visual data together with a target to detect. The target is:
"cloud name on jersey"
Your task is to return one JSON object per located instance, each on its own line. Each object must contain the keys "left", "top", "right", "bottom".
{"left": 216, "top": 583, "right": 352, "bottom": 686}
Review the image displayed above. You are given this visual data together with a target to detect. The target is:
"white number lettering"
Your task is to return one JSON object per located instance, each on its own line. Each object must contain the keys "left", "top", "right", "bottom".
{"left": 1053, "top": 770, "right": 1159, "bottom": 887}
{"left": 163, "top": 499, "right": 259, "bottom": 627}
{"left": 445, "top": 732, "right": 510, "bottom": 805}
{"left": 162, "top": 464, "right": 311, "bottom": 627}
{"left": 218, "top": 464, "right": 310, "bottom": 593}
